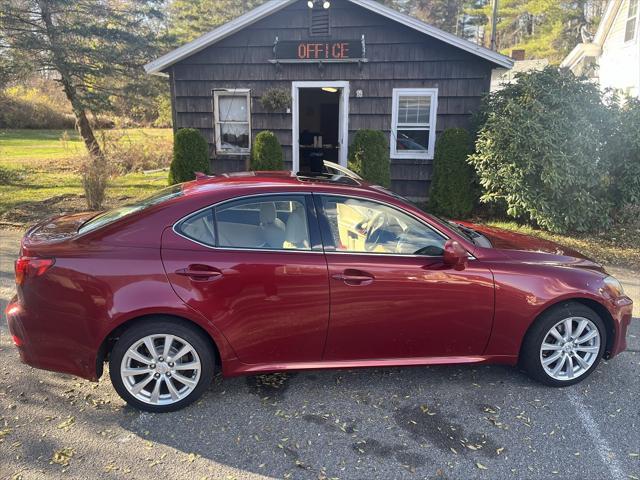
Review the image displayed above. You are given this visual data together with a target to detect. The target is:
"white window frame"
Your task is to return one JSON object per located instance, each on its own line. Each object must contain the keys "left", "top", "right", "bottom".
{"left": 213, "top": 89, "right": 251, "bottom": 155}
{"left": 291, "top": 81, "right": 350, "bottom": 172}
{"left": 390, "top": 88, "right": 438, "bottom": 160}
{"left": 625, "top": 0, "right": 639, "bottom": 43}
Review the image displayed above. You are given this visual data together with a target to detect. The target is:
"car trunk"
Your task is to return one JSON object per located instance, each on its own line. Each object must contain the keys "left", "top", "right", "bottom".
{"left": 21, "top": 212, "right": 97, "bottom": 254}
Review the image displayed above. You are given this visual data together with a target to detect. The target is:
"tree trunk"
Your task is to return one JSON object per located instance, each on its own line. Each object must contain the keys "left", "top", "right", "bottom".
{"left": 59, "top": 76, "right": 103, "bottom": 158}
{"left": 37, "top": 0, "right": 103, "bottom": 159}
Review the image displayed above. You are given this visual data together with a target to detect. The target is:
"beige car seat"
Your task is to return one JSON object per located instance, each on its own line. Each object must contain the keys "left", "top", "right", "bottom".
{"left": 259, "top": 203, "right": 286, "bottom": 248}
{"left": 283, "top": 205, "right": 310, "bottom": 250}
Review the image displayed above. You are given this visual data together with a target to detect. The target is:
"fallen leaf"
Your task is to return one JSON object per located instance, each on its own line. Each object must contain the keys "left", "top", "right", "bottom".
{"left": 57, "top": 417, "right": 75, "bottom": 431}
{"left": 476, "top": 462, "right": 488, "bottom": 470}
{"left": 51, "top": 447, "right": 74, "bottom": 466}
{"left": 187, "top": 452, "right": 199, "bottom": 463}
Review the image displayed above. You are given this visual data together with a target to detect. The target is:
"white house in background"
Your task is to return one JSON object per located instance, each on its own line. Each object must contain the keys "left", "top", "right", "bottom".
{"left": 561, "top": 0, "right": 640, "bottom": 97}
{"left": 491, "top": 58, "right": 550, "bottom": 91}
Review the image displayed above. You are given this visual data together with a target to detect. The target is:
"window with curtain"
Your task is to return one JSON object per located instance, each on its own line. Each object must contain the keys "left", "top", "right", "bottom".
{"left": 213, "top": 90, "right": 251, "bottom": 154}
{"left": 390, "top": 88, "right": 438, "bottom": 160}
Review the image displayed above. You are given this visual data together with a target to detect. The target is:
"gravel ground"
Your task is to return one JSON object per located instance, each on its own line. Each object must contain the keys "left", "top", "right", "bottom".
{"left": 1, "top": 229, "right": 638, "bottom": 480}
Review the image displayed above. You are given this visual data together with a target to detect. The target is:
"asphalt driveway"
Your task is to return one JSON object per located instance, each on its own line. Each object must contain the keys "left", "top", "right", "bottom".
{"left": 1, "top": 229, "right": 638, "bottom": 480}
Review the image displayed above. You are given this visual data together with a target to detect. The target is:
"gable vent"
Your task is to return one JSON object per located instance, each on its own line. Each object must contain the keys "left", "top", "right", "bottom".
{"left": 309, "top": 8, "right": 330, "bottom": 37}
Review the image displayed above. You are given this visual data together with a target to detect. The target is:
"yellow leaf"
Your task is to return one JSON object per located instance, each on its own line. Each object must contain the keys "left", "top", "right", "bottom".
{"left": 51, "top": 447, "right": 74, "bottom": 466}
{"left": 476, "top": 462, "right": 488, "bottom": 470}
{"left": 57, "top": 417, "right": 75, "bottom": 430}
{"left": 187, "top": 452, "right": 199, "bottom": 463}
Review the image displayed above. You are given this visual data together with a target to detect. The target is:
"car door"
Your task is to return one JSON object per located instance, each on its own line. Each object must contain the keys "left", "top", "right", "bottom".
{"left": 315, "top": 194, "right": 495, "bottom": 361}
{"left": 161, "top": 194, "right": 330, "bottom": 365}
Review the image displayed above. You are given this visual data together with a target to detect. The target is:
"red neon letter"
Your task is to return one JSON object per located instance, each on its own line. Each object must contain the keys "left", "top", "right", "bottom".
{"left": 298, "top": 43, "right": 307, "bottom": 59}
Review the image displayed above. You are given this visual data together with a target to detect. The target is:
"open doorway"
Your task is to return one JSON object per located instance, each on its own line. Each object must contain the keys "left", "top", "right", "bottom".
{"left": 292, "top": 81, "right": 349, "bottom": 173}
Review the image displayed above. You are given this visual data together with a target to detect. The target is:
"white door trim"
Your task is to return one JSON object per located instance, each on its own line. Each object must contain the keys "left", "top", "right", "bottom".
{"left": 291, "top": 81, "right": 350, "bottom": 172}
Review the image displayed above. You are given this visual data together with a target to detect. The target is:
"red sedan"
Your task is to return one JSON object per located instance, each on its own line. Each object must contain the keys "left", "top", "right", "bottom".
{"left": 6, "top": 169, "right": 633, "bottom": 412}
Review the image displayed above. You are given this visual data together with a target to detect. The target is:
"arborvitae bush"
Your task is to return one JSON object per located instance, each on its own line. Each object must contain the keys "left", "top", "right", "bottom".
{"left": 428, "top": 128, "right": 477, "bottom": 218}
{"left": 250, "top": 131, "right": 283, "bottom": 170}
{"left": 168, "top": 128, "right": 210, "bottom": 185}
{"left": 348, "top": 130, "right": 390, "bottom": 187}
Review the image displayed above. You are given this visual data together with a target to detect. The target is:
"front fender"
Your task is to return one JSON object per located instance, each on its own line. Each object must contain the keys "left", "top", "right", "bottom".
{"left": 483, "top": 262, "right": 618, "bottom": 357}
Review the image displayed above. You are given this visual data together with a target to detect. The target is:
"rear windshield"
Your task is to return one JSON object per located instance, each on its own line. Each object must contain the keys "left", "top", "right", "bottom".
{"left": 78, "top": 185, "right": 183, "bottom": 234}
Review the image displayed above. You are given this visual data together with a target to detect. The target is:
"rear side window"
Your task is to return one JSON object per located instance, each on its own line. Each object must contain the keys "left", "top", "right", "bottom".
{"left": 175, "top": 209, "right": 215, "bottom": 247}
{"left": 215, "top": 195, "right": 310, "bottom": 251}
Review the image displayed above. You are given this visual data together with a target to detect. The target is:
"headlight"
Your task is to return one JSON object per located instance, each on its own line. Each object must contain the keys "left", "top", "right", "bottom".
{"left": 602, "top": 276, "right": 625, "bottom": 298}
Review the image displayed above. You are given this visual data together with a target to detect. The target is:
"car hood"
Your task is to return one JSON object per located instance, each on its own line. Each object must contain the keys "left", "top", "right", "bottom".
{"left": 457, "top": 222, "right": 606, "bottom": 273}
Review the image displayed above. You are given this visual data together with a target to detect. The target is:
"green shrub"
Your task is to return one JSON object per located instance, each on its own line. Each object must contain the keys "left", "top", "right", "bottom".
{"left": 606, "top": 97, "right": 640, "bottom": 210}
{"left": 428, "top": 128, "right": 477, "bottom": 218}
{"left": 168, "top": 128, "right": 210, "bottom": 185}
{"left": 250, "top": 131, "right": 283, "bottom": 170}
{"left": 469, "top": 67, "right": 612, "bottom": 233}
{"left": 348, "top": 130, "right": 390, "bottom": 187}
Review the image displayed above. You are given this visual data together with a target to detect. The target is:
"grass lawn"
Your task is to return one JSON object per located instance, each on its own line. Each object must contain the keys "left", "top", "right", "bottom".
{"left": 0, "top": 128, "right": 172, "bottom": 225}
{"left": 0, "top": 128, "right": 171, "bottom": 168}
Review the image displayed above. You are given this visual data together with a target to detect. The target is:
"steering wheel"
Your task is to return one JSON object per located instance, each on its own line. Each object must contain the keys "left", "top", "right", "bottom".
{"left": 364, "top": 211, "right": 389, "bottom": 252}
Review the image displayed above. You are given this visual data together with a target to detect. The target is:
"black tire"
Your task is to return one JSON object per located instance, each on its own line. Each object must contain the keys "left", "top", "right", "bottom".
{"left": 520, "top": 302, "right": 606, "bottom": 387}
{"left": 109, "top": 318, "right": 215, "bottom": 413}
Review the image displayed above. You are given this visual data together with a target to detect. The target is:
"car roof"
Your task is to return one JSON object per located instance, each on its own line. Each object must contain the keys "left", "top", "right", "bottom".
{"left": 180, "top": 170, "right": 396, "bottom": 201}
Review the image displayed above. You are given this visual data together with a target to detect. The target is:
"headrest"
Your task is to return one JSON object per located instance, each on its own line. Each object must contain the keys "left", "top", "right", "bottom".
{"left": 284, "top": 206, "right": 309, "bottom": 248}
{"left": 259, "top": 203, "right": 277, "bottom": 224}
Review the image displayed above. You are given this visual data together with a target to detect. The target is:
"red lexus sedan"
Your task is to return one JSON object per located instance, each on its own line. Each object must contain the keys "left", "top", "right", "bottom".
{"left": 6, "top": 168, "right": 633, "bottom": 412}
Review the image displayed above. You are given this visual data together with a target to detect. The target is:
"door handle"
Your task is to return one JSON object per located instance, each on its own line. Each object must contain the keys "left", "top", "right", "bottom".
{"left": 175, "top": 265, "right": 223, "bottom": 281}
{"left": 332, "top": 269, "right": 374, "bottom": 285}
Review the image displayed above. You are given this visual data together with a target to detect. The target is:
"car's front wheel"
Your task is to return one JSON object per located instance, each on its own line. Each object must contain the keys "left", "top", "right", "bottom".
{"left": 109, "top": 319, "right": 214, "bottom": 412}
{"left": 521, "top": 302, "right": 606, "bottom": 387}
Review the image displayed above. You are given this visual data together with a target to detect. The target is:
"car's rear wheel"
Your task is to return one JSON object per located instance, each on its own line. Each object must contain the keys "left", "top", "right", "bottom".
{"left": 521, "top": 302, "right": 606, "bottom": 387}
{"left": 109, "top": 319, "right": 214, "bottom": 412}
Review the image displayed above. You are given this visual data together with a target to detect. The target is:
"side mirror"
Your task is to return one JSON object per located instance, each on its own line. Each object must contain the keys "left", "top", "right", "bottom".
{"left": 443, "top": 240, "right": 468, "bottom": 270}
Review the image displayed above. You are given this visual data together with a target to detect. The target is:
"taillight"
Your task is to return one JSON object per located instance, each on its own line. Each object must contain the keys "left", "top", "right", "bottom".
{"left": 15, "top": 257, "right": 55, "bottom": 286}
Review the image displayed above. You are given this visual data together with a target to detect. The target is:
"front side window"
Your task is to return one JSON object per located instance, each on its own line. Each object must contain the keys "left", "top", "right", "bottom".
{"left": 215, "top": 196, "right": 311, "bottom": 251}
{"left": 625, "top": 0, "right": 639, "bottom": 42}
{"left": 391, "top": 88, "right": 438, "bottom": 160}
{"left": 214, "top": 89, "right": 251, "bottom": 155}
{"left": 319, "top": 196, "right": 446, "bottom": 255}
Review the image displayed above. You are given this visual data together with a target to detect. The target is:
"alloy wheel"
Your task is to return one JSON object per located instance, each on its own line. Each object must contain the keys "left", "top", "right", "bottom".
{"left": 539, "top": 316, "right": 601, "bottom": 381}
{"left": 120, "top": 334, "right": 202, "bottom": 406}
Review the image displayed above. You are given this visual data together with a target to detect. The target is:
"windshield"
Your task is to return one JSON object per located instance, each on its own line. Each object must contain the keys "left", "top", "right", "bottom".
{"left": 426, "top": 213, "right": 477, "bottom": 244}
{"left": 78, "top": 185, "right": 183, "bottom": 234}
